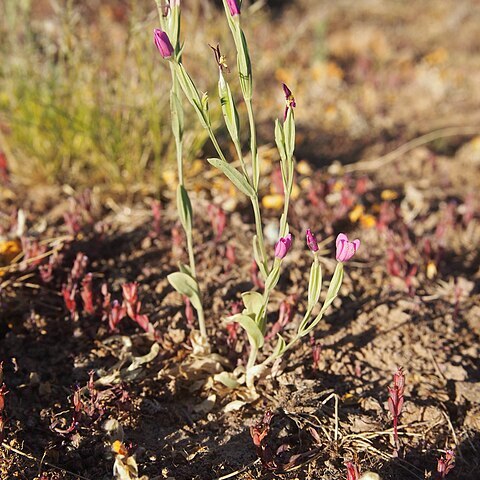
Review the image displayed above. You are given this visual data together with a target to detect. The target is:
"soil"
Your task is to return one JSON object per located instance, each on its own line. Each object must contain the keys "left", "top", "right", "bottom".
{"left": 1, "top": 2, "right": 480, "bottom": 480}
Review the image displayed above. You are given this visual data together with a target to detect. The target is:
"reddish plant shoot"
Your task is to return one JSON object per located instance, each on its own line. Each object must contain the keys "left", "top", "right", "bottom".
{"left": 80, "top": 273, "right": 96, "bottom": 315}
{"left": 207, "top": 203, "right": 227, "bottom": 242}
{"left": 184, "top": 296, "right": 194, "bottom": 328}
{"left": 71, "top": 252, "right": 88, "bottom": 281}
{"left": 108, "top": 300, "right": 126, "bottom": 332}
{"left": 0, "top": 151, "right": 9, "bottom": 184}
{"left": 436, "top": 450, "right": 455, "bottom": 479}
{"left": 62, "top": 282, "right": 77, "bottom": 319}
{"left": 265, "top": 296, "right": 295, "bottom": 341}
{"left": 122, "top": 282, "right": 153, "bottom": 333}
{"left": 311, "top": 338, "right": 322, "bottom": 371}
{"left": 149, "top": 199, "right": 162, "bottom": 238}
{"left": 388, "top": 366, "right": 405, "bottom": 455}
{"left": 250, "top": 410, "right": 275, "bottom": 469}
{"left": 345, "top": 461, "right": 361, "bottom": 480}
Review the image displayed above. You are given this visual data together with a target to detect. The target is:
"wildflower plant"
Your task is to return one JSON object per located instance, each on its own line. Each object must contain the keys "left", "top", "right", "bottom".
{"left": 153, "top": 0, "right": 361, "bottom": 388}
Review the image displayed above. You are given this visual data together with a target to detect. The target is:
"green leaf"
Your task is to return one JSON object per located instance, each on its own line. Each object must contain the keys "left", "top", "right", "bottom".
{"left": 299, "top": 263, "right": 344, "bottom": 337}
{"left": 241, "top": 291, "right": 264, "bottom": 316}
{"left": 235, "top": 314, "right": 265, "bottom": 349}
{"left": 167, "top": 271, "right": 201, "bottom": 311}
{"left": 272, "top": 334, "right": 286, "bottom": 358}
{"left": 284, "top": 107, "right": 296, "bottom": 160}
{"left": 174, "top": 63, "right": 209, "bottom": 128}
{"left": 170, "top": 89, "right": 184, "bottom": 142}
{"left": 307, "top": 258, "right": 322, "bottom": 309}
{"left": 274, "top": 119, "right": 287, "bottom": 163}
{"left": 264, "top": 263, "right": 281, "bottom": 291}
{"left": 178, "top": 262, "right": 192, "bottom": 276}
{"left": 176, "top": 184, "right": 192, "bottom": 232}
{"left": 252, "top": 235, "right": 267, "bottom": 279}
{"left": 320, "top": 262, "right": 344, "bottom": 314}
{"left": 207, "top": 158, "right": 254, "bottom": 197}
{"left": 214, "top": 371, "right": 242, "bottom": 389}
{"left": 235, "top": 29, "right": 252, "bottom": 100}
{"left": 219, "top": 72, "right": 240, "bottom": 144}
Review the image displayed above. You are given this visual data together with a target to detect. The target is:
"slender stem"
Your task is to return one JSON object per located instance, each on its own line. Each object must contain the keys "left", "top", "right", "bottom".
{"left": 233, "top": 140, "right": 249, "bottom": 179}
{"left": 250, "top": 195, "right": 268, "bottom": 276}
{"left": 156, "top": 4, "right": 207, "bottom": 340}
{"left": 245, "top": 99, "right": 259, "bottom": 190}
{"left": 171, "top": 74, "right": 184, "bottom": 185}
{"left": 206, "top": 126, "right": 228, "bottom": 163}
{"left": 246, "top": 345, "right": 259, "bottom": 387}
{"left": 393, "top": 416, "right": 399, "bottom": 451}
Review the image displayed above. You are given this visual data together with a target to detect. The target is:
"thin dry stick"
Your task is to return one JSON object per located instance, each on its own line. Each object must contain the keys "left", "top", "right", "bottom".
{"left": 1, "top": 442, "right": 92, "bottom": 480}
{"left": 214, "top": 458, "right": 260, "bottom": 480}
{"left": 344, "top": 126, "right": 479, "bottom": 173}
{"left": 441, "top": 410, "right": 461, "bottom": 457}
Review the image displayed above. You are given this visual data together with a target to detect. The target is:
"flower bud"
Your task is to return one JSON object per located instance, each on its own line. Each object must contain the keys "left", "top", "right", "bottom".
{"left": 282, "top": 83, "right": 296, "bottom": 120}
{"left": 274, "top": 233, "right": 293, "bottom": 259}
{"left": 226, "top": 0, "right": 241, "bottom": 16}
{"left": 306, "top": 229, "right": 319, "bottom": 252}
{"left": 153, "top": 28, "right": 174, "bottom": 59}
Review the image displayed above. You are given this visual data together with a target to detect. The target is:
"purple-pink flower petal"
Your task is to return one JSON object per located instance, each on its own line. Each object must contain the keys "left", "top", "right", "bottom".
{"left": 153, "top": 29, "right": 174, "bottom": 59}
{"left": 335, "top": 233, "right": 360, "bottom": 262}
{"left": 226, "top": 0, "right": 241, "bottom": 16}
{"left": 275, "top": 233, "right": 292, "bottom": 259}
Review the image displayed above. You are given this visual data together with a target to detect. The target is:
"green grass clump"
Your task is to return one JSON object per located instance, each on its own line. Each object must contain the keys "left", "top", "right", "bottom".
{"left": 0, "top": 0, "right": 210, "bottom": 192}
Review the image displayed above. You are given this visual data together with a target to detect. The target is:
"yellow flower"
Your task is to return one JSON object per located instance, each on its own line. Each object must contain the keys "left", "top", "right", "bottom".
{"left": 262, "top": 194, "right": 283, "bottom": 210}
{"left": 349, "top": 204, "right": 364, "bottom": 223}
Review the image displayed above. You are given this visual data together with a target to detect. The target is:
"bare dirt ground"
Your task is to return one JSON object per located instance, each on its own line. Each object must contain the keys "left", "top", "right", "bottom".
{"left": 1, "top": 1, "right": 480, "bottom": 479}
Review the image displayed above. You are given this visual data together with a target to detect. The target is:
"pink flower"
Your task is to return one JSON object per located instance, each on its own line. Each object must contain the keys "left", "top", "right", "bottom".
{"left": 306, "top": 228, "right": 319, "bottom": 252}
{"left": 335, "top": 233, "right": 360, "bottom": 262}
{"left": 226, "top": 0, "right": 241, "bottom": 16}
{"left": 274, "top": 233, "right": 293, "bottom": 259}
{"left": 153, "top": 29, "right": 174, "bottom": 59}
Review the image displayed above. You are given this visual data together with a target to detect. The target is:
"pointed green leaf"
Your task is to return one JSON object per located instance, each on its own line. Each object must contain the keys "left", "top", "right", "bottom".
{"left": 272, "top": 334, "right": 286, "bottom": 359}
{"left": 170, "top": 89, "right": 184, "bottom": 142}
{"left": 241, "top": 291, "right": 264, "bottom": 316}
{"left": 176, "top": 184, "right": 192, "bottom": 232}
{"left": 167, "top": 271, "right": 201, "bottom": 311}
{"left": 235, "top": 314, "right": 265, "bottom": 349}
{"left": 219, "top": 72, "right": 240, "bottom": 144}
{"left": 252, "top": 235, "right": 267, "bottom": 279}
{"left": 214, "top": 371, "right": 242, "bottom": 389}
{"left": 275, "top": 119, "right": 287, "bottom": 163}
{"left": 174, "top": 63, "right": 209, "bottom": 128}
{"left": 320, "top": 262, "right": 344, "bottom": 314}
{"left": 284, "top": 107, "right": 296, "bottom": 159}
{"left": 207, "top": 158, "right": 254, "bottom": 197}
{"left": 265, "top": 263, "right": 281, "bottom": 291}
{"left": 307, "top": 259, "right": 322, "bottom": 309}
{"left": 178, "top": 262, "right": 192, "bottom": 276}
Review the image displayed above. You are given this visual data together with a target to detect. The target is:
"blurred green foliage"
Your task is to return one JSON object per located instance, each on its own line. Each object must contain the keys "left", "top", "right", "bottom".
{"left": 0, "top": 0, "right": 210, "bottom": 191}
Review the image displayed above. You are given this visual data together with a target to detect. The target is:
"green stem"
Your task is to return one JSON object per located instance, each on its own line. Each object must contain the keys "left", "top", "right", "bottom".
{"left": 157, "top": 6, "right": 206, "bottom": 340}
{"left": 250, "top": 195, "right": 268, "bottom": 276}
{"left": 206, "top": 126, "right": 228, "bottom": 163}
{"left": 245, "top": 344, "right": 259, "bottom": 387}
{"left": 233, "top": 140, "right": 249, "bottom": 179}
{"left": 245, "top": 99, "right": 259, "bottom": 190}
{"left": 171, "top": 74, "right": 184, "bottom": 185}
